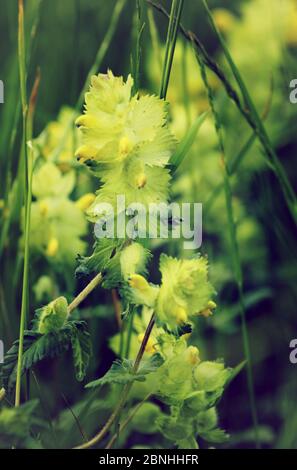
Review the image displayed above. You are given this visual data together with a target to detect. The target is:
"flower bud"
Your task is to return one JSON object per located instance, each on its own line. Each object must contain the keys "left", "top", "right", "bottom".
{"left": 193, "top": 361, "right": 230, "bottom": 392}
{"left": 37, "top": 296, "right": 68, "bottom": 334}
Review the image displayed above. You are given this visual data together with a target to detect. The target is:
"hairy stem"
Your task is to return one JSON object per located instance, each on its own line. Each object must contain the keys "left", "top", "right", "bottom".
{"left": 68, "top": 272, "right": 103, "bottom": 314}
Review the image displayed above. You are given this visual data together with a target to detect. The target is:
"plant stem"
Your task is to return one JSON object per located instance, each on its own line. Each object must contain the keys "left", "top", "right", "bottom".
{"left": 125, "top": 307, "right": 135, "bottom": 359}
{"left": 148, "top": 0, "right": 297, "bottom": 224}
{"left": 74, "top": 312, "right": 156, "bottom": 449}
{"left": 15, "top": 0, "right": 29, "bottom": 407}
{"left": 159, "top": 0, "right": 184, "bottom": 100}
{"left": 68, "top": 273, "right": 103, "bottom": 314}
{"left": 51, "top": 0, "right": 127, "bottom": 163}
{"left": 105, "top": 393, "right": 152, "bottom": 449}
{"left": 195, "top": 44, "right": 260, "bottom": 448}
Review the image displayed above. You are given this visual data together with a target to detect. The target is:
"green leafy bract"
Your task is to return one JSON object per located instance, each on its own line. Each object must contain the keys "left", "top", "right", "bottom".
{"left": 85, "top": 354, "right": 163, "bottom": 388}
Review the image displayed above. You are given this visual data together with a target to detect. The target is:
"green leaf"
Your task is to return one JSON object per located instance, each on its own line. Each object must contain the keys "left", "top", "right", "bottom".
{"left": 71, "top": 324, "right": 92, "bottom": 381}
{"left": 0, "top": 399, "right": 41, "bottom": 448}
{"left": 75, "top": 238, "right": 121, "bottom": 277}
{"left": 169, "top": 111, "right": 208, "bottom": 170}
{"left": 131, "top": 403, "right": 161, "bottom": 434}
{"left": 1, "top": 321, "right": 88, "bottom": 392}
{"left": 86, "top": 354, "right": 163, "bottom": 389}
{"left": 225, "top": 360, "right": 246, "bottom": 389}
{"left": 200, "top": 427, "right": 229, "bottom": 444}
{"left": 177, "top": 437, "right": 199, "bottom": 449}
{"left": 202, "top": 0, "right": 297, "bottom": 223}
{"left": 156, "top": 414, "right": 193, "bottom": 441}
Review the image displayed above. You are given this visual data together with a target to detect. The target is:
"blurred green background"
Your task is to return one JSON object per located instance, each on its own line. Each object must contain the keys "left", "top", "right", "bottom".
{"left": 0, "top": 0, "right": 297, "bottom": 449}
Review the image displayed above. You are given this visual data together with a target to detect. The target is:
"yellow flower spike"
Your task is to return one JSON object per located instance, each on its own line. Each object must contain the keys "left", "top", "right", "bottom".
{"left": 39, "top": 200, "right": 49, "bottom": 217}
{"left": 129, "top": 274, "right": 150, "bottom": 292}
{"left": 0, "top": 199, "right": 4, "bottom": 210}
{"left": 76, "top": 193, "right": 96, "bottom": 211}
{"left": 119, "top": 136, "right": 134, "bottom": 158}
{"left": 136, "top": 173, "right": 147, "bottom": 189}
{"left": 46, "top": 237, "right": 59, "bottom": 257}
{"left": 137, "top": 333, "right": 156, "bottom": 354}
{"left": 75, "top": 145, "right": 98, "bottom": 162}
{"left": 185, "top": 346, "right": 200, "bottom": 366}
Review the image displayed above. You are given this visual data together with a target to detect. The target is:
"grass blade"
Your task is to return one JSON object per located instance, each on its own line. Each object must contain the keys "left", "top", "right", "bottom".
{"left": 194, "top": 39, "right": 260, "bottom": 448}
{"left": 15, "top": 0, "right": 29, "bottom": 407}
{"left": 169, "top": 111, "right": 209, "bottom": 170}
{"left": 202, "top": 0, "right": 297, "bottom": 224}
{"left": 159, "top": 0, "right": 184, "bottom": 100}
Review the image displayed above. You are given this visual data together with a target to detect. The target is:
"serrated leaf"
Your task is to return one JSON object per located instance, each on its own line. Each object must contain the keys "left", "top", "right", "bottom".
{"left": 75, "top": 238, "right": 120, "bottom": 277}
{"left": 177, "top": 437, "right": 199, "bottom": 449}
{"left": 200, "top": 427, "right": 229, "bottom": 444}
{"left": 1, "top": 321, "right": 88, "bottom": 392}
{"left": 71, "top": 325, "right": 92, "bottom": 381}
{"left": 156, "top": 414, "right": 193, "bottom": 441}
{"left": 0, "top": 399, "right": 41, "bottom": 448}
{"left": 86, "top": 354, "right": 163, "bottom": 389}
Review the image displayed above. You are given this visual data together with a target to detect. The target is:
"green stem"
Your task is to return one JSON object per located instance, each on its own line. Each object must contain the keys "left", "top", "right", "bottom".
{"left": 74, "top": 312, "right": 156, "bottom": 449}
{"left": 68, "top": 273, "right": 103, "bottom": 314}
{"left": 105, "top": 393, "right": 152, "bottom": 449}
{"left": 51, "top": 0, "right": 127, "bottom": 163}
{"left": 195, "top": 44, "right": 260, "bottom": 448}
{"left": 15, "top": 0, "right": 29, "bottom": 408}
{"left": 159, "top": 0, "right": 184, "bottom": 100}
{"left": 124, "top": 307, "right": 135, "bottom": 359}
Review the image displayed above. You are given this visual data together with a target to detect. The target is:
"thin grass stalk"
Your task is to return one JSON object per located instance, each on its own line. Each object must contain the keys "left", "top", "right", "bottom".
{"left": 77, "top": 0, "right": 127, "bottom": 109}
{"left": 194, "top": 44, "right": 260, "bottom": 448}
{"left": 201, "top": 0, "right": 297, "bottom": 224}
{"left": 147, "top": 8, "right": 162, "bottom": 71}
{"left": 15, "top": 0, "right": 29, "bottom": 407}
{"left": 105, "top": 393, "right": 152, "bottom": 449}
{"left": 147, "top": 0, "right": 297, "bottom": 224}
{"left": 0, "top": 0, "right": 43, "bottom": 260}
{"left": 204, "top": 132, "right": 256, "bottom": 213}
{"left": 124, "top": 307, "right": 136, "bottom": 359}
{"left": 51, "top": 0, "right": 127, "bottom": 163}
{"left": 74, "top": 312, "right": 156, "bottom": 449}
{"left": 131, "top": 0, "right": 145, "bottom": 94}
{"left": 159, "top": 0, "right": 184, "bottom": 99}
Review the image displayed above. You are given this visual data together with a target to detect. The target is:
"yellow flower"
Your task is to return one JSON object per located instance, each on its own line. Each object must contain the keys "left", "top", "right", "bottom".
{"left": 128, "top": 274, "right": 159, "bottom": 308}
{"left": 156, "top": 254, "right": 215, "bottom": 328}
{"left": 46, "top": 237, "right": 59, "bottom": 257}
{"left": 184, "top": 346, "right": 200, "bottom": 366}
{"left": 76, "top": 193, "right": 96, "bottom": 211}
